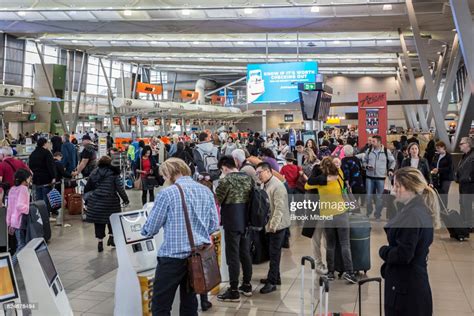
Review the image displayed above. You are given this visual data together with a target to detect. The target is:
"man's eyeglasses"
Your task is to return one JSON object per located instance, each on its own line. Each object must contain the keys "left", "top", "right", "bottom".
{"left": 197, "top": 174, "right": 211, "bottom": 181}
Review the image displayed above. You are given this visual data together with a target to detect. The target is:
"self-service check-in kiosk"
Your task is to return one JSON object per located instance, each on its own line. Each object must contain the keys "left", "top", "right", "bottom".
{"left": 111, "top": 209, "right": 179, "bottom": 316}
{"left": 0, "top": 253, "right": 22, "bottom": 316}
{"left": 17, "top": 238, "right": 72, "bottom": 316}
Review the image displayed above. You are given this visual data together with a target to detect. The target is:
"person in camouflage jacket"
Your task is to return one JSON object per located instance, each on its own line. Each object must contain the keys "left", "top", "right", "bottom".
{"left": 216, "top": 156, "right": 254, "bottom": 301}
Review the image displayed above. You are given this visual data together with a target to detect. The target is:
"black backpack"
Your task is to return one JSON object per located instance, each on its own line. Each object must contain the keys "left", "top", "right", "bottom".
{"left": 247, "top": 186, "right": 271, "bottom": 230}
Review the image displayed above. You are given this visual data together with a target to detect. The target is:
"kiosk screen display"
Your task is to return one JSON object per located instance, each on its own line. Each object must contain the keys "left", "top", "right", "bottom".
{"left": 0, "top": 256, "right": 18, "bottom": 302}
{"left": 35, "top": 242, "right": 58, "bottom": 286}
{"left": 120, "top": 211, "right": 149, "bottom": 244}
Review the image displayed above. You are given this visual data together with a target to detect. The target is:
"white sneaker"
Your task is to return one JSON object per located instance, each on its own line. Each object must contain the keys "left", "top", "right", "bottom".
{"left": 315, "top": 261, "right": 328, "bottom": 275}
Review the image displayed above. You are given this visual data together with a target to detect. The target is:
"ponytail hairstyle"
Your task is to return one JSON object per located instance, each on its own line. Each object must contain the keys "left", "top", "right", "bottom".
{"left": 394, "top": 167, "right": 441, "bottom": 229}
{"left": 14, "top": 168, "right": 32, "bottom": 187}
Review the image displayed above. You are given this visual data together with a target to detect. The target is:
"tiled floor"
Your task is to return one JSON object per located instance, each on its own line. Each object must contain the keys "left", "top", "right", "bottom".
{"left": 14, "top": 184, "right": 474, "bottom": 316}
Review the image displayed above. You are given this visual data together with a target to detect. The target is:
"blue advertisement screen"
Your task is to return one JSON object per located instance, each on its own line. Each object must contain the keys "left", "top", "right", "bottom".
{"left": 247, "top": 61, "right": 318, "bottom": 104}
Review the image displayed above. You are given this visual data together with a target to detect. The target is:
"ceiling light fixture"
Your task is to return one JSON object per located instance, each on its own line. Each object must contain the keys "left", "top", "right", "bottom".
{"left": 310, "top": 6, "right": 320, "bottom": 13}
{"left": 182, "top": 9, "right": 191, "bottom": 15}
{"left": 150, "top": 41, "right": 158, "bottom": 44}
{"left": 244, "top": 8, "right": 253, "bottom": 14}
{"left": 71, "top": 40, "right": 78, "bottom": 43}
{"left": 17, "top": 11, "right": 26, "bottom": 16}
{"left": 333, "top": 40, "right": 341, "bottom": 44}
{"left": 386, "top": 39, "right": 393, "bottom": 43}
{"left": 382, "top": 4, "right": 393, "bottom": 11}
{"left": 123, "top": 9, "right": 132, "bottom": 16}
{"left": 69, "top": 11, "right": 77, "bottom": 15}
{"left": 284, "top": 41, "right": 292, "bottom": 45}
{"left": 237, "top": 41, "right": 245, "bottom": 45}
{"left": 192, "top": 41, "right": 199, "bottom": 44}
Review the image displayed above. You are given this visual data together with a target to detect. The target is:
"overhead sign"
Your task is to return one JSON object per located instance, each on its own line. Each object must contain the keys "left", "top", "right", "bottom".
{"left": 247, "top": 61, "right": 318, "bottom": 104}
{"left": 358, "top": 92, "right": 387, "bottom": 108}
{"left": 284, "top": 114, "right": 294, "bottom": 122}
{"left": 113, "top": 117, "right": 121, "bottom": 126}
{"left": 136, "top": 82, "right": 163, "bottom": 95}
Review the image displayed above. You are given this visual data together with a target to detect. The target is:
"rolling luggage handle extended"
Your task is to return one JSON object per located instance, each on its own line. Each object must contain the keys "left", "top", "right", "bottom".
{"left": 300, "top": 256, "right": 316, "bottom": 316}
{"left": 318, "top": 276, "right": 329, "bottom": 316}
{"left": 358, "top": 277, "right": 382, "bottom": 316}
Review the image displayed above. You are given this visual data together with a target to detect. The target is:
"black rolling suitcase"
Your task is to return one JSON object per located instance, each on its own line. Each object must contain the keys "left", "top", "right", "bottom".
{"left": 249, "top": 229, "right": 269, "bottom": 264}
{"left": 335, "top": 213, "right": 371, "bottom": 274}
{"left": 436, "top": 190, "right": 470, "bottom": 241}
{"left": 29, "top": 200, "right": 52, "bottom": 242}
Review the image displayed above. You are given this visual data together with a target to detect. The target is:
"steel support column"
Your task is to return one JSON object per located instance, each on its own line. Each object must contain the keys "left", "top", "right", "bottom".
{"left": 397, "top": 54, "right": 418, "bottom": 128}
{"left": 66, "top": 50, "right": 73, "bottom": 126}
{"left": 396, "top": 71, "right": 415, "bottom": 129}
{"left": 427, "top": 35, "right": 461, "bottom": 126}
{"left": 72, "top": 53, "right": 86, "bottom": 133}
{"left": 132, "top": 64, "right": 140, "bottom": 99}
{"left": 451, "top": 82, "right": 474, "bottom": 151}
{"left": 34, "top": 42, "right": 69, "bottom": 133}
{"left": 99, "top": 58, "right": 125, "bottom": 134}
{"left": 450, "top": 0, "right": 474, "bottom": 93}
{"left": 405, "top": 0, "right": 451, "bottom": 145}
{"left": 171, "top": 72, "right": 178, "bottom": 102}
{"left": 399, "top": 28, "right": 429, "bottom": 131}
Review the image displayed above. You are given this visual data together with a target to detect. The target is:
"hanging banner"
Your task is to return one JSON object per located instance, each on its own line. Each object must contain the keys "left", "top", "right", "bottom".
{"left": 165, "top": 119, "right": 171, "bottom": 126}
{"left": 136, "top": 82, "right": 163, "bottom": 95}
{"left": 154, "top": 118, "right": 162, "bottom": 126}
{"left": 113, "top": 117, "right": 121, "bottom": 126}
{"left": 185, "top": 119, "right": 190, "bottom": 125}
{"left": 176, "top": 119, "right": 182, "bottom": 126}
{"left": 358, "top": 92, "right": 387, "bottom": 146}
{"left": 142, "top": 118, "right": 149, "bottom": 126}
{"left": 98, "top": 137, "right": 107, "bottom": 157}
{"left": 129, "top": 117, "right": 137, "bottom": 126}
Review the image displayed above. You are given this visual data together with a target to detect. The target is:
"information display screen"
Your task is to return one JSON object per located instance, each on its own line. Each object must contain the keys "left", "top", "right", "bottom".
{"left": 0, "top": 256, "right": 18, "bottom": 302}
{"left": 247, "top": 61, "right": 318, "bottom": 104}
{"left": 120, "top": 211, "right": 149, "bottom": 244}
{"left": 35, "top": 241, "right": 58, "bottom": 286}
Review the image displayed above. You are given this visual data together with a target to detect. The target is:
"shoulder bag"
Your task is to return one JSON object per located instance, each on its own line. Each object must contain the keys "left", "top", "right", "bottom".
{"left": 175, "top": 183, "right": 221, "bottom": 294}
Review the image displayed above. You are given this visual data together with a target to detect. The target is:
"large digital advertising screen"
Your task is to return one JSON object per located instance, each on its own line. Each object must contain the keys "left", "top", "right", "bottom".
{"left": 247, "top": 61, "right": 318, "bottom": 104}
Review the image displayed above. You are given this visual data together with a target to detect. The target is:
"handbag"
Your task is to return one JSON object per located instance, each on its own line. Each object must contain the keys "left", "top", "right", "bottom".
{"left": 175, "top": 183, "right": 221, "bottom": 294}
{"left": 337, "top": 175, "right": 361, "bottom": 210}
{"left": 47, "top": 188, "right": 62, "bottom": 210}
{"left": 134, "top": 175, "right": 142, "bottom": 190}
{"left": 296, "top": 174, "right": 306, "bottom": 193}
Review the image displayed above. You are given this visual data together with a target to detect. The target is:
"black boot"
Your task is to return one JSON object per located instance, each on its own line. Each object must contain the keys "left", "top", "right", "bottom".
{"left": 107, "top": 235, "right": 115, "bottom": 247}
{"left": 98, "top": 241, "right": 104, "bottom": 252}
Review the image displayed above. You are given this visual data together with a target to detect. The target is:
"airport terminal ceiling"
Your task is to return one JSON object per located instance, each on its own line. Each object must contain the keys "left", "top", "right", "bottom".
{"left": 1, "top": 0, "right": 472, "bottom": 82}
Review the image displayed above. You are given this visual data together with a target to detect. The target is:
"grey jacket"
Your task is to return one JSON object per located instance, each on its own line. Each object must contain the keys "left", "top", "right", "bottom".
{"left": 263, "top": 176, "right": 291, "bottom": 232}
{"left": 456, "top": 149, "right": 474, "bottom": 183}
{"left": 363, "top": 146, "right": 396, "bottom": 179}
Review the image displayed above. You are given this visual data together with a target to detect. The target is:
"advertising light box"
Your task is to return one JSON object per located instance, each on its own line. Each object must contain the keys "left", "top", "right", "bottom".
{"left": 247, "top": 61, "right": 318, "bottom": 104}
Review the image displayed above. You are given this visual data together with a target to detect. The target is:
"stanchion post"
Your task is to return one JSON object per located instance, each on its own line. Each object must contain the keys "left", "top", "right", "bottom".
{"left": 56, "top": 179, "right": 65, "bottom": 227}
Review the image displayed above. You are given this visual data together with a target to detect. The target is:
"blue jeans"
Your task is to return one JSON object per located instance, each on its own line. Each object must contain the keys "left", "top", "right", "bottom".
{"left": 12, "top": 229, "right": 26, "bottom": 265}
{"left": 366, "top": 178, "right": 385, "bottom": 218}
{"left": 34, "top": 185, "right": 52, "bottom": 204}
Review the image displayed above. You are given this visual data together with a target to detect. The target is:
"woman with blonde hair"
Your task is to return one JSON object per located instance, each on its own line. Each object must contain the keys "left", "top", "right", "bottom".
{"left": 379, "top": 167, "right": 440, "bottom": 316}
{"left": 301, "top": 147, "right": 319, "bottom": 179}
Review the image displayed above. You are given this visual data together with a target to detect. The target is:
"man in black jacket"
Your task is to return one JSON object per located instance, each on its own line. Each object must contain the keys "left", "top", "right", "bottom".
{"left": 50, "top": 133, "right": 62, "bottom": 154}
{"left": 456, "top": 137, "right": 474, "bottom": 232}
{"left": 28, "top": 138, "right": 56, "bottom": 202}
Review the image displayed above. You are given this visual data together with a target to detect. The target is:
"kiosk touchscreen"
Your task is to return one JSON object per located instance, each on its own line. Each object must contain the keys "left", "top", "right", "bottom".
{"left": 17, "top": 238, "right": 72, "bottom": 316}
{"left": 112, "top": 209, "right": 180, "bottom": 316}
{"left": 0, "top": 253, "right": 22, "bottom": 316}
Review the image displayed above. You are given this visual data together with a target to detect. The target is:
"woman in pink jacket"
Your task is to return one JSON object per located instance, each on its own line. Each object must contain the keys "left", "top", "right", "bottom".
{"left": 6, "top": 168, "right": 32, "bottom": 264}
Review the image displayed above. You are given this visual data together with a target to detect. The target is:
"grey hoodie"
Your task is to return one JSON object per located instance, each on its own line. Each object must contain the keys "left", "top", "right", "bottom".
{"left": 363, "top": 146, "right": 396, "bottom": 179}
{"left": 193, "top": 141, "right": 220, "bottom": 174}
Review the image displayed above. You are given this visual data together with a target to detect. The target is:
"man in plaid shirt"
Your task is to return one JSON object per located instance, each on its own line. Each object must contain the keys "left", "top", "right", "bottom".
{"left": 142, "top": 158, "right": 219, "bottom": 316}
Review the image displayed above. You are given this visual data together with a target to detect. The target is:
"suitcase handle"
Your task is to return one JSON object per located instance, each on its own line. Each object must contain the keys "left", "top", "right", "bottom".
{"left": 300, "top": 256, "right": 316, "bottom": 316}
{"left": 319, "top": 276, "right": 329, "bottom": 316}
{"left": 301, "top": 256, "right": 315, "bottom": 269}
{"left": 358, "top": 277, "right": 382, "bottom": 316}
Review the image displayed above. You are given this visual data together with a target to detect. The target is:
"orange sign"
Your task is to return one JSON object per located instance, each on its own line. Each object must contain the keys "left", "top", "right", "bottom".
{"left": 211, "top": 95, "right": 226, "bottom": 105}
{"left": 181, "top": 90, "right": 199, "bottom": 101}
{"left": 113, "top": 117, "right": 121, "bottom": 126}
{"left": 136, "top": 82, "right": 163, "bottom": 95}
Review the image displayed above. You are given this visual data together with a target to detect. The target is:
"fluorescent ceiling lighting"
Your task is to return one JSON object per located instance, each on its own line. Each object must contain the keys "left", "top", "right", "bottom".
{"left": 333, "top": 40, "right": 341, "bottom": 44}
{"left": 237, "top": 41, "right": 245, "bottom": 45}
{"left": 244, "top": 8, "right": 253, "bottom": 14}
{"left": 192, "top": 41, "right": 199, "bottom": 44}
{"left": 17, "top": 11, "right": 26, "bottom": 16}
{"left": 69, "top": 11, "right": 77, "bottom": 15}
{"left": 386, "top": 39, "right": 393, "bottom": 43}
{"left": 199, "top": 57, "right": 205, "bottom": 60}
{"left": 150, "top": 41, "right": 158, "bottom": 44}
{"left": 123, "top": 10, "right": 132, "bottom": 16}
{"left": 284, "top": 41, "right": 292, "bottom": 45}
{"left": 71, "top": 40, "right": 78, "bottom": 43}
{"left": 311, "top": 6, "right": 320, "bottom": 13}
{"left": 383, "top": 4, "right": 393, "bottom": 11}
{"left": 182, "top": 9, "right": 191, "bottom": 15}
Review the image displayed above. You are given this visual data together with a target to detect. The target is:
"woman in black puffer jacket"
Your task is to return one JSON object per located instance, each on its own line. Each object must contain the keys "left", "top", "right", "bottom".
{"left": 84, "top": 155, "right": 129, "bottom": 252}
